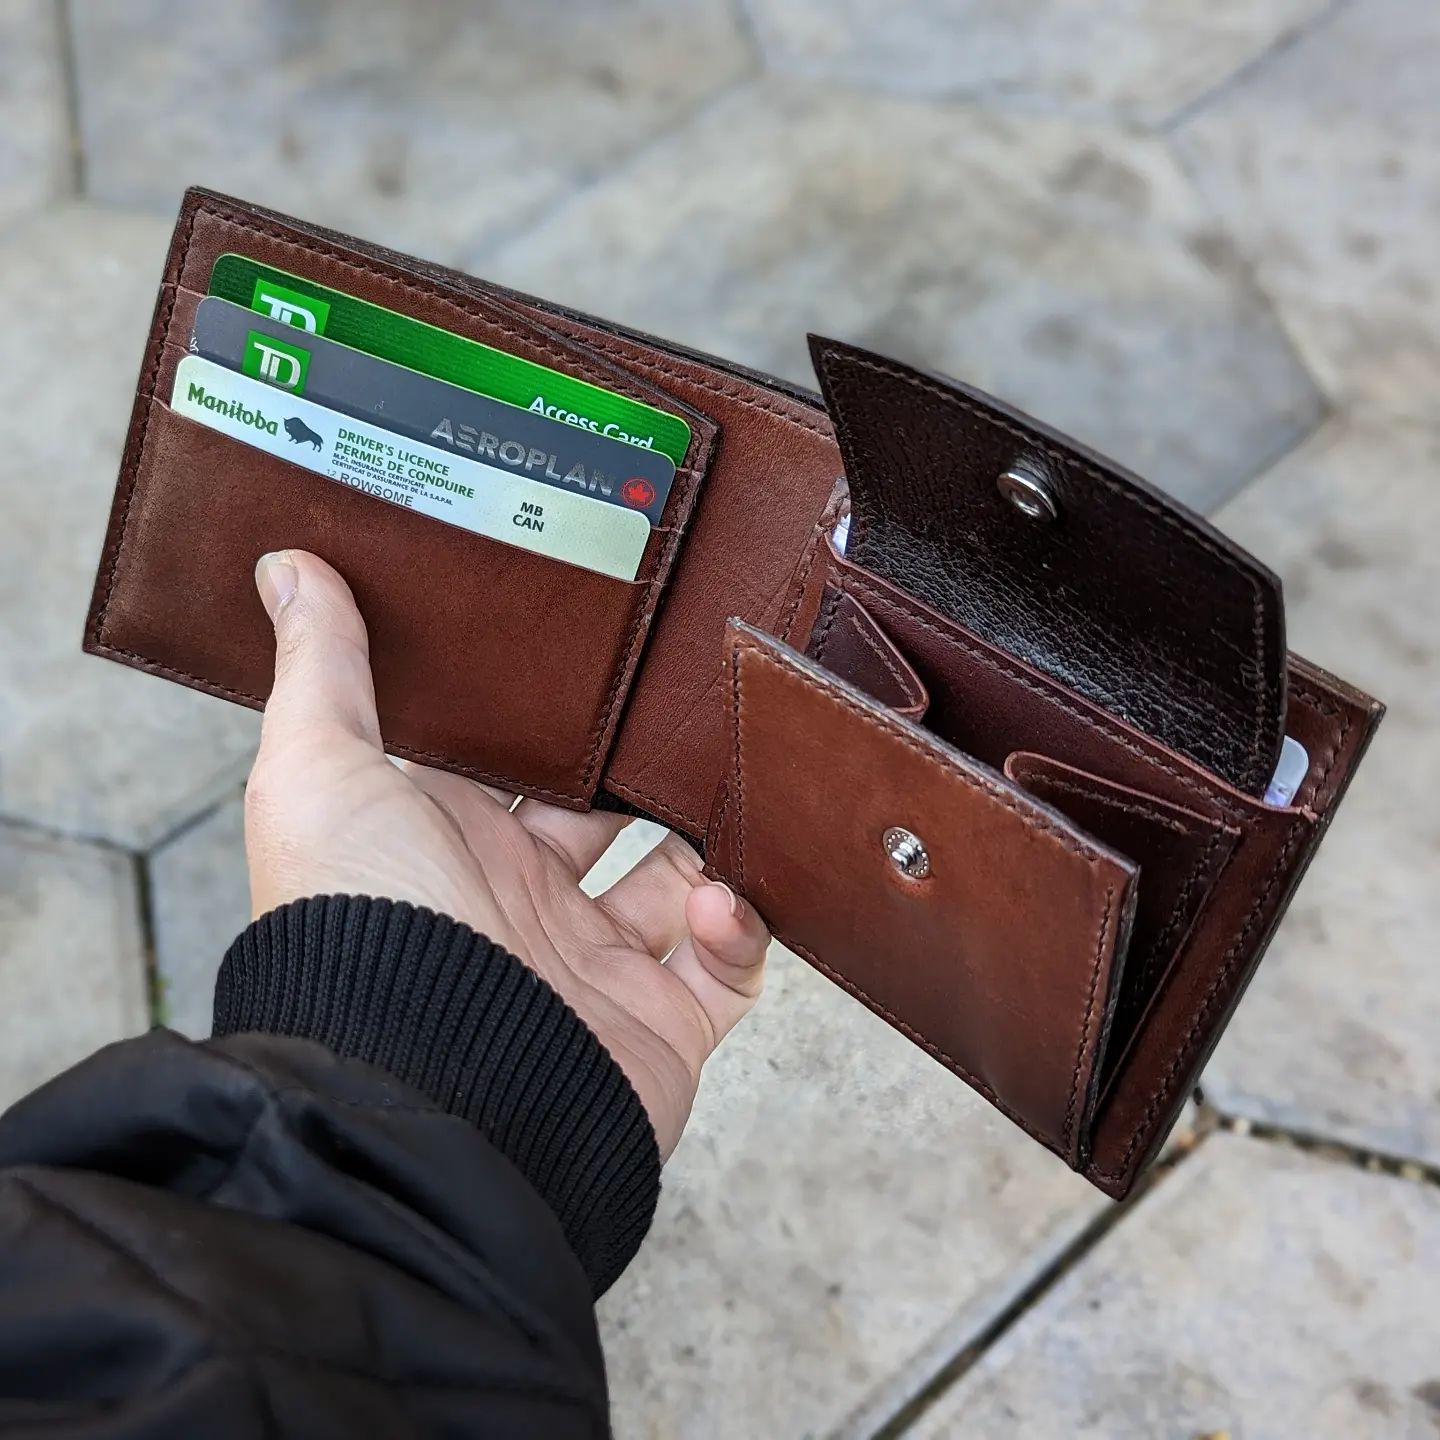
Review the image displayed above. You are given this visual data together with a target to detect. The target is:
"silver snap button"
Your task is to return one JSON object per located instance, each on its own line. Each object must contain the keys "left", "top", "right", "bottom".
{"left": 997, "top": 466, "right": 1059, "bottom": 522}
{"left": 882, "top": 826, "right": 931, "bottom": 880}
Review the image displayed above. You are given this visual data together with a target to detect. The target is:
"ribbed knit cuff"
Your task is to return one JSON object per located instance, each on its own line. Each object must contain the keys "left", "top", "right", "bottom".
{"left": 212, "top": 895, "right": 660, "bottom": 1294}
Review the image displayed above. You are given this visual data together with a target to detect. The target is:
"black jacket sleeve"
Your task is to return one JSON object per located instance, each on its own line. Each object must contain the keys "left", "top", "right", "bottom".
{"left": 0, "top": 896, "right": 661, "bottom": 1439}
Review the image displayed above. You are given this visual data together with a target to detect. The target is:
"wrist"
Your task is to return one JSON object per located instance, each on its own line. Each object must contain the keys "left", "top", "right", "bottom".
{"left": 213, "top": 894, "right": 661, "bottom": 1294}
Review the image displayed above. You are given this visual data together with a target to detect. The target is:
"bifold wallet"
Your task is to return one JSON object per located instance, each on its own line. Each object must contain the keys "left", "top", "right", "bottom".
{"left": 86, "top": 188, "right": 1382, "bottom": 1197}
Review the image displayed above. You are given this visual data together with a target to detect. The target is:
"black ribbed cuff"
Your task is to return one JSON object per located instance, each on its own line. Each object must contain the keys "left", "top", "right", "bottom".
{"left": 212, "top": 895, "right": 660, "bottom": 1294}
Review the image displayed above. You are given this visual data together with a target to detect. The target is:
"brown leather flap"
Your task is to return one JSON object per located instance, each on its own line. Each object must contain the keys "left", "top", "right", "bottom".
{"left": 705, "top": 622, "right": 1138, "bottom": 1165}
{"left": 1004, "top": 753, "right": 1241, "bottom": 1090}
{"left": 808, "top": 335, "right": 1288, "bottom": 796}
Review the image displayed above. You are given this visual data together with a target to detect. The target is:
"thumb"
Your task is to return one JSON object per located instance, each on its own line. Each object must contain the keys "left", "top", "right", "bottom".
{"left": 254, "top": 549, "right": 382, "bottom": 751}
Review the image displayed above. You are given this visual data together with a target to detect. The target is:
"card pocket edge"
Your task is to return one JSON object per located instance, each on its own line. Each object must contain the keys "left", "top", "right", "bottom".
{"left": 707, "top": 620, "right": 1141, "bottom": 1166}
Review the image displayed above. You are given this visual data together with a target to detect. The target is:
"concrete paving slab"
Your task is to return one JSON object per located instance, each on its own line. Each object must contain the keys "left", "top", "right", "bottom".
{"left": 909, "top": 1134, "right": 1440, "bottom": 1439}
{"left": 0, "top": 204, "right": 261, "bottom": 848}
{"left": 1176, "top": 0, "right": 1440, "bottom": 421}
{"left": 69, "top": 0, "right": 753, "bottom": 262}
{"left": 0, "top": 0, "right": 69, "bottom": 233}
{"left": 0, "top": 823, "right": 149, "bottom": 1113}
{"left": 598, "top": 934, "right": 1110, "bottom": 1440}
{"left": 744, "top": 0, "right": 1326, "bottom": 126}
{"left": 149, "top": 791, "right": 248, "bottom": 1038}
{"left": 475, "top": 79, "right": 1323, "bottom": 512}
{"left": 1200, "top": 414, "right": 1440, "bottom": 1166}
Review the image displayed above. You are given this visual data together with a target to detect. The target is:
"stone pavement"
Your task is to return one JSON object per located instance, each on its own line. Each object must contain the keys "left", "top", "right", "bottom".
{"left": 0, "top": 3, "right": 1434, "bottom": 1435}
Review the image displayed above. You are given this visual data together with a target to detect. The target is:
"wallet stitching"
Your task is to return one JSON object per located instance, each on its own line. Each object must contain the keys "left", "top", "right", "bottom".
{"left": 1014, "top": 770, "right": 1199, "bottom": 839}
{"left": 94, "top": 201, "right": 695, "bottom": 803}
{"left": 1287, "top": 681, "right": 1343, "bottom": 719}
{"left": 809, "top": 587, "right": 845, "bottom": 664}
{"left": 607, "top": 781, "right": 700, "bottom": 834}
{"left": 1017, "top": 771, "right": 1210, "bottom": 974}
{"left": 777, "top": 521, "right": 832, "bottom": 647}
{"left": 1063, "top": 885, "right": 1115, "bottom": 1156}
{"left": 1096, "top": 697, "right": 1350, "bottom": 1182}
{"left": 85, "top": 639, "right": 589, "bottom": 803}
{"left": 1012, "top": 769, "right": 1234, "bottom": 1004}
{"left": 824, "top": 605, "right": 916, "bottom": 699}
{"left": 821, "top": 352, "right": 1272, "bottom": 785}
{"left": 195, "top": 205, "right": 697, "bottom": 795}
{"left": 731, "top": 635, "right": 1117, "bottom": 1160}
{"left": 840, "top": 571, "right": 1247, "bottom": 825}
{"left": 1144, "top": 826, "right": 1230, "bottom": 994}
{"left": 732, "top": 646, "right": 748, "bottom": 890}
{"left": 90, "top": 223, "right": 197, "bottom": 648}
{"left": 1123, "top": 829, "right": 1243, "bottom": 1052}
{"left": 1288, "top": 683, "right": 1354, "bottom": 812}
{"left": 737, "top": 639, "right": 1115, "bottom": 858}
{"left": 193, "top": 204, "right": 698, "bottom": 434}
{"left": 813, "top": 594, "right": 924, "bottom": 714}
{"left": 840, "top": 611, "right": 912, "bottom": 696}
{"left": 569, "top": 332, "right": 833, "bottom": 440}
{"left": 1092, "top": 821, "right": 1308, "bottom": 1183}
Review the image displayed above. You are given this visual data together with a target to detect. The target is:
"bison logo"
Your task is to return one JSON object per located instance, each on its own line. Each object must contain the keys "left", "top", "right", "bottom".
{"left": 284, "top": 417, "right": 323, "bottom": 450}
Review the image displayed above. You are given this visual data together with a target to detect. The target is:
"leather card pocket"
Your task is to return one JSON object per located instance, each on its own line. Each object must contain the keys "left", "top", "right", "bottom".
{"left": 805, "top": 583, "right": 927, "bottom": 720}
{"left": 88, "top": 396, "right": 662, "bottom": 805}
{"left": 706, "top": 622, "right": 1138, "bottom": 1165}
{"left": 86, "top": 189, "right": 722, "bottom": 805}
{"left": 1005, "top": 753, "right": 1241, "bottom": 1087}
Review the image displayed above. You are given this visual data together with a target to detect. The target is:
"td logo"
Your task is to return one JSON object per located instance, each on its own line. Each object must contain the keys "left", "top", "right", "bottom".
{"left": 250, "top": 279, "right": 331, "bottom": 335}
{"left": 243, "top": 330, "right": 312, "bottom": 393}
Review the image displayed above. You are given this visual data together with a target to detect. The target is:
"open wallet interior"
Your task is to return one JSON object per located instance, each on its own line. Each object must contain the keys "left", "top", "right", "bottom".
{"left": 86, "top": 189, "right": 1383, "bottom": 1198}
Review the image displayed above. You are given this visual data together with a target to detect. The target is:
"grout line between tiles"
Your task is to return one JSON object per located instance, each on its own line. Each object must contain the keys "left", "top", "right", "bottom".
{"left": 0, "top": 775, "right": 246, "bottom": 859}
{"left": 865, "top": 1123, "right": 1215, "bottom": 1438}
{"left": 1198, "top": 1091, "right": 1440, "bottom": 1187}
{"left": 131, "top": 848, "right": 166, "bottom": 1029}
{"left": 1160, "top": 134, "right": 1337, "bottom": 508}
{"left": 142, "top": 784, "right": 246, "bottom": 859}
{"left": 54, "top": 0, "right": 86, "bottom": 196}
{"left": 0, "top": 811, "right": 133, "bottom": 856}
{"left": 1201, "top": 399, "right": 1329, "bottom": 515}
{"left": 1157, "top": 0, "right": 1358, "bottom": 135}
{"left": 729, "top": 0, "right": 767, "bottom": 68}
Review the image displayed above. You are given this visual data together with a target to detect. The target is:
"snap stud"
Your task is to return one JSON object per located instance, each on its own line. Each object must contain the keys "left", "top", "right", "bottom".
{"left": 997, "top": 465, "right": 1059, "bottom": 522}
{"left": 882, "top": 826, "right": 931, "bottom": 880}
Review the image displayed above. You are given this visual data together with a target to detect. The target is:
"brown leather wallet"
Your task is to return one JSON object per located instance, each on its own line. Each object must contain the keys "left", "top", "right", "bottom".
{"left": 85, "top": 188, "right": 1382, "bottom": 1197}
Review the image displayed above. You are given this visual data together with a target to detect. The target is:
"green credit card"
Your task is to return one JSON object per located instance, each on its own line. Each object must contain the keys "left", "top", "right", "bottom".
{"left": 208, "top": 254, "right": 692, "bottom": 466}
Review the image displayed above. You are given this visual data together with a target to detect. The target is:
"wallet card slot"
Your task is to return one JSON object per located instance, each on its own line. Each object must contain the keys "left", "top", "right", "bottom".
{"left": 820, "top": 541, "right": 1260, "bottom": 827}
{"left": 805, "top": 583, "right": 927, "bottom": 721}
{"left": 87, "top": 399, "right": 660, "bottom": 805}
{"left": 173, "top": 195, "right": 718, "bottom": 481}
{"left": 1004, "top": 754, "right": 1241, "bottom": 1089}
{"left": 706, "top": 622, "right": 1138, "bottom": 1165}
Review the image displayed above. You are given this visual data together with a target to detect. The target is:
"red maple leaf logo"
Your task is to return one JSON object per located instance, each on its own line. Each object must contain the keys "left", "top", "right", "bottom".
{"left": 620, "top": 477, "right": 656, "bottom": 509}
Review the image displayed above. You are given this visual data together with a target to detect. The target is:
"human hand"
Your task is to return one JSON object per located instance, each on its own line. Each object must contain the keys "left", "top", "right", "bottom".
{"left": 244, "top": 550, "right": 770, "bottom": 1157}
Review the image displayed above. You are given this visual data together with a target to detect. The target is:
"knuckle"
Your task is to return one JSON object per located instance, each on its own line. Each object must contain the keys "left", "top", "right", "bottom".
{"left": 657, "top": 835, "right": 704, "bottom": 884}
